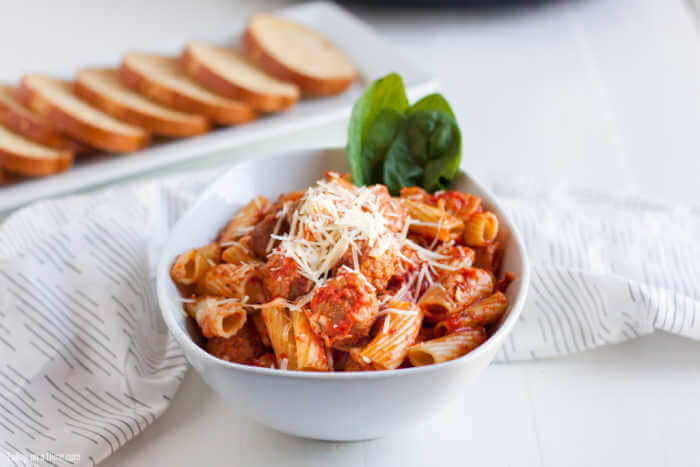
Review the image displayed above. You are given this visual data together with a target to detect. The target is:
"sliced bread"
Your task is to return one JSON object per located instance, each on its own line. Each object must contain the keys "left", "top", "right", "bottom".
{"left": 181, "top": 40, "right": 299, "bottom": 112}
{"left": 0, "top": 85, "right": 90, "bottom": 154}
{"left": 242, "top": 14, "right": 357, "bottom": 96}
{"left": 75, "top": 68, "right": 209, "bottom": 137}
{"left": 121, "top": 53, "right": 257, "bottom": 125}
{"left": 0, "top": 169, "right": 20, "bottom": 185}
{"left": 18, "top": 75, "right": 149, "bottom": 153}
{"left": 0, "top": 123, "right": 73, "bottom": 176}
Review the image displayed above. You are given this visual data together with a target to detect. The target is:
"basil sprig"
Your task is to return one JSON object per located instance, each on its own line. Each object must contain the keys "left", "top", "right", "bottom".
{"left": 347, "top": 73, "right": 461, "bottom": 195}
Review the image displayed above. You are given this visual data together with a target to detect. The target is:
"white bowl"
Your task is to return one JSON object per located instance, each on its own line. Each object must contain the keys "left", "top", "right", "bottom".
{"left": 156, "top": 148, "right": 530, "bottom": 441}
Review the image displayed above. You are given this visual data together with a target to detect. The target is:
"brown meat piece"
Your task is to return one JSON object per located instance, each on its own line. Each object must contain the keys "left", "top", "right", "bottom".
{"left": 262, "top": 251, "right": 313, "bottom": 300}
{"left": 358, "top": 242, "right": 399, "bottom": 290}
{"left": 251, "top": 212, "right": 288, "bottom": 259}
{"left": 332, "top": 238, "right": 399, "bottom": 291}
{"left": 206, "top": 321, "right": 265, "bottom": 364}
{"left": 308, "top": 270, "right": 379, "bottom": 350}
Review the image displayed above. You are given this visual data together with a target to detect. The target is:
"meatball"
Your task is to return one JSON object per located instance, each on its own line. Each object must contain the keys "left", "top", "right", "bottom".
{"left": 359, "top": 241, "right": 399, "bottom": 290}
{"left": 206, "top": 321, "right": 265, "bottom": 364}
{"left": 332, "top": 238, "right": 399, "bottom": 291}
{"left": 263, "top": 251, "right": 313, "bottom": 300}
{"left": 251, "top": 213, "right": 288, "bottom": 259}
{"left": 308, "top": 270, "right": 379, "bottom": 349}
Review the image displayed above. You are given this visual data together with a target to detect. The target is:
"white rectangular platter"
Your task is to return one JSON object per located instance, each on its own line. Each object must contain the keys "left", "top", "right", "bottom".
{"left": 0, "top": 1, "right": 437, "bottom": 212}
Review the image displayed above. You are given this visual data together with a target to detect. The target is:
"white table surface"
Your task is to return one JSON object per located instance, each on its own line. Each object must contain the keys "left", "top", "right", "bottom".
{"left": 3, "top": 0, "right": 700, "bottom": 465}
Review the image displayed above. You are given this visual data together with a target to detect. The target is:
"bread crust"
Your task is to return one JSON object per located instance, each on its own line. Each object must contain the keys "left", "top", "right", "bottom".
{"left": 17, "top": 77, "right": 149, "bottom": 153}
{"left": 0, "top": 139, "right": 73, "bottom": 177}
{"left": 0, "top": 86, "right": 90, "bottom": 154}
{"left": 120, "top": 56, "right": 257, "bottom": 125}
{"left": 75, "top": 70, "right": 210, "bottom": 137}
{"left": 242, "top": 24, "right": 356, "bottom": 96}
{"left": 180, "top": 43, "right": 298, "bottom": 112}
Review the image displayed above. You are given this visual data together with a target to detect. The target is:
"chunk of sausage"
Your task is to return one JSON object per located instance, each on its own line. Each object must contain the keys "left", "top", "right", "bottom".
{"left": 251, "top": 213, "right": 288, "bottom": 259}
{"left": 206, "top": 321, "right": 265, "bottom": 364}
{"left": 332, "top": 237, "right": 399, "bottom": 290}
{"left": 308, "top": 270, "right": 379, "bottom": 350}
{"left": 262, "top": 251, "right": 313, "bottom": 300}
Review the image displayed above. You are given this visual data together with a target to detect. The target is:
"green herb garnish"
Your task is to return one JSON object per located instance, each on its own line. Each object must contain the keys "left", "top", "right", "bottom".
{"left": 347, "top": 73, "right": 461, "bottom": 195}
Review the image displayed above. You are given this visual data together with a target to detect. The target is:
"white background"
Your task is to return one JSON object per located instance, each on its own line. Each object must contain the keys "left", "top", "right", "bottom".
{"left": 2, "top": 0, "right": 700, "bottom": 465}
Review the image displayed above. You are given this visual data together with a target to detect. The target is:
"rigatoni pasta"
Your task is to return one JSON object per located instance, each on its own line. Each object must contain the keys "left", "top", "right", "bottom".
{"left": 291, "top": 309, "right": 329, "bottom": 371}
{"left": 171, "top": 172, "right": 512, "bottom": 371}
{"left": 407, "top": 328, "right": 486, "bottom": 366}
{"left": 184, "top": 297, "right": 247, "bottom": 339}
{"left": 261, "top": 299, "right": 298, "bottom": 370}
{"left": 463, "top": 212, "right": 499, "bottom": 247}
{"left": 358, "top": 300, "right": 423, "bottom": 370}
{"left": 398, "top": 198, "right": 464, "bottom": 242}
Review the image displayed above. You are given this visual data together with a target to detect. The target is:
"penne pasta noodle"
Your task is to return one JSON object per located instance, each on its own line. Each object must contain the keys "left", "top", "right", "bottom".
{"left": 398, "top": 198, "right": 464, "bottom": 241}
{"left": 436, "top": 244, "right": 475, "bottom": 272}
{"left": 442, "top": 267, "right": 495, "bottom": 310}
{"left": 221, "top": 241, "right": 259, "bottom": 265}
{"left": 261, "top": 299, "right": 298, "bottom": 370}
{"left": 251, "top": 312, "right": 271, "bottom": 347}
{"left": 198, "top": 263, "right": 265, "bottom": 302}
{"left": 434, "top": 291, "right": 508, "bottom": 337}
{"left": 418, "top": 283, "right": 456, "bottom": 322}
{"left": 219, "top": 195, "right": 270, "bottom": 243}
{"left": 407, "top": 328, "right": 486, "bottom": 366}
{"left": 473, "top": 241, "right": 502, "bottom": 273}
{"left": 463, "top": 212, "right": 499, "bottom": 247}
{"left": 433, "top": 190, "right": 482, "bottom": 221}
{"left": 170, "top": 242, "right": 221, "bottom": 286}
{"left": 291, "top": 309, "right": 329, "bottom": 371}
{"left": 198, "top": 242, "right": 221, "bottom": 264}
{"left": 359, "top": 300, "right": 423, "bottom": 370}
{"left": 399, "top": 186, "right": 432, "bottom": 204}
{"left": 185, "top": 296, "right": 247, "bottom": 338}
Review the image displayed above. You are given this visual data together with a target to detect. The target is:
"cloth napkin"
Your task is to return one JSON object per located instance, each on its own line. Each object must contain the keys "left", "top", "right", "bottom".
{"left": 0, "top": 167, "right": 698, "bottom": 465}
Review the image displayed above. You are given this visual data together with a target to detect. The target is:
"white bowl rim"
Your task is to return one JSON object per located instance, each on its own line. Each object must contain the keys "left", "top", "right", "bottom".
{"left": 156, "top": 147, "right": 530, "bottom": 380}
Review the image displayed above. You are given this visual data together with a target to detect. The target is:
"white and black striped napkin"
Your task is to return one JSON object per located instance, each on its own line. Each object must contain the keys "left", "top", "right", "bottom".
{"left": 0, "top": 168, "right": 698, "bottom": 465}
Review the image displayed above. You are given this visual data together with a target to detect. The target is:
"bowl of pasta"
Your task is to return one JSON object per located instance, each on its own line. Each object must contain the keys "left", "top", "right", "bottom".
{"left": 157, "top": 147, "right": 529, "bottom": 441}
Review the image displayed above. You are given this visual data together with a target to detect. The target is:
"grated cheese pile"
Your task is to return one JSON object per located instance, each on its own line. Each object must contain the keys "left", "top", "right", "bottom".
{"left": 270, "top": 179, "right": 395, "bottom": 285}
{"left": 267, "top": 177, "right": 462, "bottom": 310}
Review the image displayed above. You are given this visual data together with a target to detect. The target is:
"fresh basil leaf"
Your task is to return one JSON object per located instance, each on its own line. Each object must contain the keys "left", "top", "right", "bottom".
{"left": 401, "top": 110, "right": 461, "bottom": 192}
{"left": 346, "top": 76, "right": 462, "bottom": 194}
{"left": 408, "top": 93, "right": 456, "bottom": 119}
{"left": 362, "top": 108, "right": 406, "bottom": 184}
{"left": 383, "top": 130, "right": 423, "bottom": 195}
{"left": 346, "top": 73, "right": 409, "bottom": 186}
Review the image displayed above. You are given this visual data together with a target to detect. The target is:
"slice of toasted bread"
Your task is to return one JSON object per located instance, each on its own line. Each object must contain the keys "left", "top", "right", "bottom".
{"left": 242, "top": 14, "right": 357, "bottom": 96}
{"left": 18, "top": 75, "right": 149, "bottom": 153}
{"left": 0, "top": 168, "right": 21, "bottom": 185}
{"left": 0, "top": 85, "right": 91, "bottom": 154}
{"left": 181, "top": 40, "right": 299, "bottom": 112}
{"left": 75, "top": 68, "right": 209, "bottom": 137}
{"left": 121, "top": 53, "right": 257, "bottom": 125}
{"left": 0, "top": 123, "right": 73, "bottom": 176}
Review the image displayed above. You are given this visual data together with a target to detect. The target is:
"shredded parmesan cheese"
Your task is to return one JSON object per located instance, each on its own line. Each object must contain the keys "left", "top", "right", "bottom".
{"left": 272, "top": 180, "right": 397, "bottom": 296}
{"left": 259, "top": 177, "right": 462, "bottom": 310}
